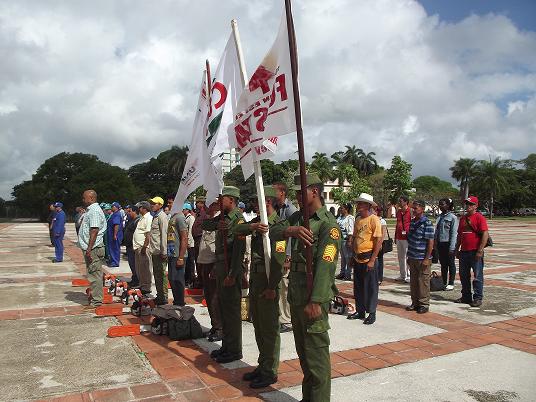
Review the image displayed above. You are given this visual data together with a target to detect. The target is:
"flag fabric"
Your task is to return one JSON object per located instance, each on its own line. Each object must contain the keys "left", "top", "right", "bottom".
{"left": 170, "top": 71, "right": 220, "bottom": 214}
{"left": 206, "top": 34, "right": 243, "bottom": 162}
{"left": 229, "top": 12, "right": 296, "bottom": 179}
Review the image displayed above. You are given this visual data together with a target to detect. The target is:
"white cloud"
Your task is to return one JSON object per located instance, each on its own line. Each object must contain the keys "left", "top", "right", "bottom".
{"left": 1, "top": 0, "right": 536, "bottom": 199}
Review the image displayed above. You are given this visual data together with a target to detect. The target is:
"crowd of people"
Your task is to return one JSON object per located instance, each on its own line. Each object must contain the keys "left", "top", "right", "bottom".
{"left": 47, "top": 180, "right": 490, "bottom": 401}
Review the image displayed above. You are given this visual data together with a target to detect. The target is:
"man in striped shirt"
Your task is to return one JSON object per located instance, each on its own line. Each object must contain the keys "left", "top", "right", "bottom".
{"left": 405, "top": 200, "right": 434, "bottom": 314}
{"left": 78, "top": 189, "right": 107, "bottom": 310}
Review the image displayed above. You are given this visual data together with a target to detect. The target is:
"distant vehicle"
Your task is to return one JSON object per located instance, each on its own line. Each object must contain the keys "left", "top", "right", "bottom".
{"left": 517, "top": 208, "right": 536, "bottom": 216}
{"left": 477, "top": 209, "right": 488, "bottom": 216}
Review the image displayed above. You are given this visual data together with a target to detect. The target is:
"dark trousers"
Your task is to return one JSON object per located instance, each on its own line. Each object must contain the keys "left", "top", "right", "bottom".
{"left": 437, "top": 242, "right": 456, "bottom": 286}
{"left": 126, "top": 246, "right": 138, "bottom": 285}
{"left": 185, "top": 247, "right": 195, "bottom": 286}
{"left": 200, "top": 263, "right": 222, "bottom": 331}
{"left": 354, "top": 261, "right": 379, "bottom": 314}
{"left": 168, "top": 256, "right": 185, "bottom": 306}
{"left": 377, "top": 252, "right": 384, "bottom": 282}
{"left": 53, "top": 233, "right": 64, "bottom": 262}
{"left": 217, "top": 266, "right": 242, "bottom": 355}
{"left": 459, "top": 250, "right": 484, "bottom": 301}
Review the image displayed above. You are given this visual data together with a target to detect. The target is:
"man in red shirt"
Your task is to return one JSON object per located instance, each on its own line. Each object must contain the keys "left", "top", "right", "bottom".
{"left": 454, "top": 196, "right": 489, "bottom": 307}
{"left": 395, "top": 196, "right": 411, "bottom": 282}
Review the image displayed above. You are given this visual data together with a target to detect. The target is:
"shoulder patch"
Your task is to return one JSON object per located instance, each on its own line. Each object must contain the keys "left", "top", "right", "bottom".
{"left": 275, "top": 240, "right": 286, "bottom": 253}
{"left": 322, "top": 244, "right": 337, "bottom": 262}
{"left": 329, "top": 228, "right": 340, "bottom": 240}
{"left": 237, "top": 219, "right": 244, "bottom": 225}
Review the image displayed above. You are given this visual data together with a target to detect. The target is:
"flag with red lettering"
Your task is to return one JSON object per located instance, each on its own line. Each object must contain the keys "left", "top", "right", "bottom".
{"left": 170, "top": 71, "right": 221, "bottom": 213}
{"left": 229, "top": 12, "right": 295, "bottom": 179}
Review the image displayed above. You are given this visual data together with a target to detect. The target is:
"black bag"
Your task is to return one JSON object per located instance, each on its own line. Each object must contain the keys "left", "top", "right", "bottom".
{"left": 382, "top": 226, "right": 393, "bottom": 254}
{"left": 430, "top": 271, "right": 445, "bottom": 291}
{"left": 329, "top": 296, "right": 351, "bottom": 315}
{"left": 168, "top": 316, "right": 203, "bottom": 340}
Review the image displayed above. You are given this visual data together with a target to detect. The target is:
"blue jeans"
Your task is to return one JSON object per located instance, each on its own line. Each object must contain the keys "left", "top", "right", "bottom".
{"left": 339, "top": 243, "right": 353, "bottom": 278}
{"left": 459, "top": 250, "right": 484, "bottom": 301}
{"left": 53, "top": 232, "right": 64, "bottom": 261}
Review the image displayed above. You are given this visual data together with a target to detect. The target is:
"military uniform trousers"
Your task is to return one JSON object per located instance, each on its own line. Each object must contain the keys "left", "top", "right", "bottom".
{"left": 250, "top": 265, "right": 281, "bottom": 378}
{"left": 216, "top": 261, "right": 242, "bottom": 355}
{"left": 289, "top": 271, "right": 331, "bottom": 402}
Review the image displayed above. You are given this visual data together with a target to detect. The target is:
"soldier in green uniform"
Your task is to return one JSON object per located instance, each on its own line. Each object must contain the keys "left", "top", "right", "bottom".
{"left": 234, "top": 186, "right": 286, "bottom": 388}
{"left": 270, "top": 174, "right": 341, "bottom": 402}
{"left": 202, "top": 186, "right": 246, "bottom": 364}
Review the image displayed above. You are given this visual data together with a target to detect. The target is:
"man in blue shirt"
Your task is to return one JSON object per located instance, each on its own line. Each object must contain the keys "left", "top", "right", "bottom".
{"left": 107, "top": 202, "right": 124, "bottom": 267}
{"left": 51, "top": 202, "right": 66, "bottom": 262}
{"left": 406, "top": 200, "right": 435, "bottom": 314}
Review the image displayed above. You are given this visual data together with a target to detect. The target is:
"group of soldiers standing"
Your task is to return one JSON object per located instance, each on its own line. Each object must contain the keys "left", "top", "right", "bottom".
{"left": 203, "top": 173, "right": 340, "bottom": 401}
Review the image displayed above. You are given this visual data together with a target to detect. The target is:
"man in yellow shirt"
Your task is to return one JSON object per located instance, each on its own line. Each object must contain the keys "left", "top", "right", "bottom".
{"left": 347, "top": 193, "right": 383, "bottom": 325}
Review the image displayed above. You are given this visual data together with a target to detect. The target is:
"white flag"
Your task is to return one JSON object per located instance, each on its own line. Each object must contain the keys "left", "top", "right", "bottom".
{"left": 229, "top": 13, "right": 296, "bottom": 179}
{"left": 170, "top": 71, "right": 220, "bottom": 214}
{"left": 206, "top": 34, "right": 243, "bottom": 162}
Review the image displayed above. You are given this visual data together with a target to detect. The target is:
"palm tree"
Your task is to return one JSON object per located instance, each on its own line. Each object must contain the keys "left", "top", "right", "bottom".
{"left": 343, "top": 145, "right": 364, "bottom": 171}
{"left": 310, "top": 152, "right": 333, "bottom": 182}
{"left": 167, "top": 145, "right": 189, "bottom": 177}
{"left": 450, "top": 158, "right": 476, "bottom": 200}
{"left": 475, "top": 158, "right": 509, "bottom": 219}
{"left": 362, "top": 151, "right": 378, "bottom": 175}
{"left": 330, "top": 151, "right": 345, "bottom": 166}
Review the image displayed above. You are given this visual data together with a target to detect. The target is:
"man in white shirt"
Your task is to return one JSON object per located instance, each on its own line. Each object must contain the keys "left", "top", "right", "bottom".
{"left": 133, "top": 201, "right": 153, "bottom": 294}
{"left": 183, "top": 202, "right": 196, "bottom": 287}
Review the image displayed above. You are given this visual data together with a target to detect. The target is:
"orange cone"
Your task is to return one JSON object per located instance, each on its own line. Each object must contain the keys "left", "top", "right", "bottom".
{"left": 72, "top": 278, "right": 90, "bottom": 287}
{"left": 107, "top": 324, "right": 140, "bottom": 337}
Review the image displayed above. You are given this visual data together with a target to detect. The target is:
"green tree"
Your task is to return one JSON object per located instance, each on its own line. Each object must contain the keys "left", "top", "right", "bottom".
{"left": 12, "top": 152, "right": 137, "bottom": 219}
{"left": 331, "top": 165, "right": 371, "bottom": 205}
{"left": 413, "top": 175, "right": 458, "bottom": 214}
{"left": 450, "top": 158, "right": 476, "bottom": 200}
{"left": 470, "top": 158, "right": 511, "bottom": 219}
{"left": 383, "top": 155, "right": 413, "bottom": 203}
{"left": 310, "top": 152, "right": 333, "bottom": 182}
{"left": 128, "top": 146, "right": 188, "bottom": 198}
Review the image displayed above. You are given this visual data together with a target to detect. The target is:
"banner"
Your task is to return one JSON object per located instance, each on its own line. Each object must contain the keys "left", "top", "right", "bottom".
{"left": 229, "top": 13, "right": 296, "bottom": 179}
{"left": 170, "top": 71, "right": 220, "bottom": 213}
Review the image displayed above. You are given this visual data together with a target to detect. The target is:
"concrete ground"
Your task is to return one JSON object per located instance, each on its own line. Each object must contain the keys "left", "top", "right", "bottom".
{"left": 0, "top": 220, "right": 535, "bottom": 401}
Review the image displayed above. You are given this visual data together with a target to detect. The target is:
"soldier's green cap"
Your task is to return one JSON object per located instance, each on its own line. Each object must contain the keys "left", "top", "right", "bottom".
{"left": 250, "top": 186, "right": 277, "bottom": 200}
{"left": 292, "top": 173, "right": 322, "bottom": 190}
{"left": 222, "top": 186, "right": 240, "bottom": 199}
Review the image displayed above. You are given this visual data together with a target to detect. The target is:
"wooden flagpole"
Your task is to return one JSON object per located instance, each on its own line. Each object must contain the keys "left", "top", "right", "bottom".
{"left": 231, "top": 19, "right": 272, "bottom": 280}
{"left": 284, "top": 0, "right": 313, "bottom": 297}
{"left": 207, "top": 59, "right": 230, "bottom": 274}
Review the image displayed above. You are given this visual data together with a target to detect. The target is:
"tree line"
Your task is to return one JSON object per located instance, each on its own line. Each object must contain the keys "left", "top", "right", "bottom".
{"left": 9, "top": 146, "right": 536, "bottom": 220}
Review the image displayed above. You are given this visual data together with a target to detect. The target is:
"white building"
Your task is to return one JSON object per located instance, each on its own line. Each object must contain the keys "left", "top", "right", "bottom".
{"left": 323, "top": 178, "right": 352, "bottom": 213}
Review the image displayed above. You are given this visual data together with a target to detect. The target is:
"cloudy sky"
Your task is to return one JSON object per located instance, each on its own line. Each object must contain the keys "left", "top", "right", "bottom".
{"left": 1, "top": 0, "right": 535, "bottom": 199}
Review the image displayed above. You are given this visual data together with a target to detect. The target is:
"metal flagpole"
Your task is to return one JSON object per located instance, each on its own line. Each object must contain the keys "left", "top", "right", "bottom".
{"left": 231, "top": 19, "right": 272, "bottom": 280}
{"left": 207, "top": 58, "right": 230, "bottom": 275}
{"left": 284, "top": 0, "right": 313, "bottom": 297}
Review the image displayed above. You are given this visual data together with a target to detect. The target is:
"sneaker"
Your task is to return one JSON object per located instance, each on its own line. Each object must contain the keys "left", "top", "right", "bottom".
{"left": 445, "top": 284, "right": 454, "bottom": 291}
{"left": 470, "top": 299, "right": 482, "bottom": 307}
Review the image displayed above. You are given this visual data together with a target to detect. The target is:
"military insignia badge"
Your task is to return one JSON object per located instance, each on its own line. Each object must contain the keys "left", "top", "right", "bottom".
{"left": 329, "top": 228, "right": 340, "bottom": 240}
{"left": 322, "top": 244, "right": 337, "bottom": 262}
{"left": 237, "top": 219, "right": 244, "bottom": 224}
{"left": 275, "top": 240, "right": 286, "bottom": 253}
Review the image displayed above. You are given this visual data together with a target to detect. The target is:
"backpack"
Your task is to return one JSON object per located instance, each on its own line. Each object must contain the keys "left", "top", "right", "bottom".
{"left": 151, "top": 305, "right": 204, "bottom": 340}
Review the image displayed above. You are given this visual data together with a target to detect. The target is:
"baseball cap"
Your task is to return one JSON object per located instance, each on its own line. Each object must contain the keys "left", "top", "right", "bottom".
{"left": 238, "top": 201, "right": 246, "bottom": 209}
{"left": 149, "top": 196, "right": 164, "bottom": 205}
{"left": 465, "top": 196, "right": 478, "bottom": 206}
{"left": 53, "top": 202, "right": 63, "bottom": 208}
{"left": 111, "top": 202, "right": 121, "bottom": 209}
{"left": 182, "top": 202, "right": 193, "bottom": 211}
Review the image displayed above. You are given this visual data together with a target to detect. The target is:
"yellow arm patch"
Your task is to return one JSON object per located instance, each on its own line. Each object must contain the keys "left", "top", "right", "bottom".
{"left": 330, "top": 228, "right": 340, "bottom": 240}
{"left": 322, "top": 244, "right": 337, "bottom": 262}
{"left": 275, "top": 240, "right": 286, "bottom": 253}
{"left": 237, "top": 219, "right": 244, "bottom": 224}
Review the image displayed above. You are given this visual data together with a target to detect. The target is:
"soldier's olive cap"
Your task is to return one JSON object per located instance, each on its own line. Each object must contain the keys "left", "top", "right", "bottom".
{"left": 292, "top": 173, "right": 322, "bottom": 190}
{"left": 222, "top": 186, "right": 240, "bottom": 199}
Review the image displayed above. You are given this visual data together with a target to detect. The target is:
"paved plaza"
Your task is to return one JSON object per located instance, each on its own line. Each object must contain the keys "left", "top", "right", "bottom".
{"left": 0, "top": 221, "right": 535, "bottom": 401}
